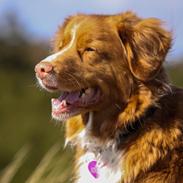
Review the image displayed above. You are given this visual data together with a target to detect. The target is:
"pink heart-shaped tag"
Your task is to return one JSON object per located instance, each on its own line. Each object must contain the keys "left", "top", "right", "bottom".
{"left": 88, "top": 160, "right": 99, "bottom": 179}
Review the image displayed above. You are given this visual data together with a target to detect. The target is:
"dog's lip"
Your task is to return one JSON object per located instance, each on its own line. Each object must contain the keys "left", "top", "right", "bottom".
{"left": 37, "top": 76, "right": 59, "bottom": 92}
{"left": 44, "top": 84, "right": 58, "bottom": 90}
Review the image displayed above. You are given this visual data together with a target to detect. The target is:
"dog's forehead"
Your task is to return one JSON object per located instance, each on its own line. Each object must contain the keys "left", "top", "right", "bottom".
{"left": 65, "top": 15, "right": 113, "bottom": 37}
{"left": 54, "top": 14, "right": 118, "bottom": 51}
{"left": 72, "top": 18, "right": 118, "bottom": 46}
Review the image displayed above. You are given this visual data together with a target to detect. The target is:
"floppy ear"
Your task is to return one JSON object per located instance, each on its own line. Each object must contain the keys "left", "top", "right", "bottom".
{"left": 118, "top": 18, "right": 172, "bottom": 81}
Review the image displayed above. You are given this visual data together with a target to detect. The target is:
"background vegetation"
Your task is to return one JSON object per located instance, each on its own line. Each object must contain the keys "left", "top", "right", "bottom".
{"left": 0, "top": 13, "right": 182, "bottom": 183}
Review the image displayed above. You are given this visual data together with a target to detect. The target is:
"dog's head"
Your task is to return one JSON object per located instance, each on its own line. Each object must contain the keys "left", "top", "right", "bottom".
{"left": 35, "top": 12, "right": 171, "bottom": 124}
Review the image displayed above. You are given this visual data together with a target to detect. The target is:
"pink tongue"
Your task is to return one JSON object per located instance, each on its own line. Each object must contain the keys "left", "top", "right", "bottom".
{"left": 51, "top": 91, "right": 81, "bottom": 114}
{"left": 59, "top": 91, "right": 80, "bottom": 104}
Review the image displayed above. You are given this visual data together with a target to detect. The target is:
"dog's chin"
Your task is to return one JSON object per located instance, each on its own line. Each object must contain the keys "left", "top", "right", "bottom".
{"left": 52, "top": 109, "right": 81, "bottom": 121}
{"left": 49, "top": 87, "right": 102, "bottom": 122}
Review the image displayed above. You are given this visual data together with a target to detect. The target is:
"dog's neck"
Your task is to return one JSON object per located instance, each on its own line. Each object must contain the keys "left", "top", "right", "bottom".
{"left": 115, "top": 105, "right": 157, "bottom": 149}
{"left": 82, "top": 104, "right": 121, "bottom": 139}
{"left": 84, "top": 104, "right": 157, "bottom": 148}
{"left": 82, "top": 85, "right": 157, "bottom": 141}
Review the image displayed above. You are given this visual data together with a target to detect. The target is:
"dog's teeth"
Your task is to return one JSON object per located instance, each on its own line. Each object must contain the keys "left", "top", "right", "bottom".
{"left": 81, "top": 93, "right": 86, "bottom": 98}
{"left": 61, "top": 100, "right": 67, "bottom": 107}
{"left": 79, "top": 89, "right": 85, "bottom": 97}
{"left": 85, "top": 88, "right": 92, "bottom": 95}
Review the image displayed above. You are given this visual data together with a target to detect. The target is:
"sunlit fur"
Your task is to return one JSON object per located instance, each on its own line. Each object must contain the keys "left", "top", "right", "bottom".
{"left": 38, "top": 12, "right": 183, "bottom": 182}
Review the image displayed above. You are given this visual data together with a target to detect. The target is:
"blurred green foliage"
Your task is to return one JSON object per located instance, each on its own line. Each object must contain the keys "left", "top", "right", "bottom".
{"left": 0, "top": 12, "right": 182, "bottom": 183}
{"left": 167, "top": 63, "right": 183, "bottom": 87}
{"left": 0, "top": 13, "right": 73, "bottom": 183}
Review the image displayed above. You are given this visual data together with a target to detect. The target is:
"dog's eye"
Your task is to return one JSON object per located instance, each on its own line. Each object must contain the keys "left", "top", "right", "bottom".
{"left": 84, "top": 47, "right": 96, "bottom": 52}
{"left": 79, "top": 47, "right": 96, "bottom": 62}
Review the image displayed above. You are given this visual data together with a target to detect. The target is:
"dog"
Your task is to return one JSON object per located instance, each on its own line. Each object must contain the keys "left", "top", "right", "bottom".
{"left": 35, "top": 12, "right": 183, "bottom": 183}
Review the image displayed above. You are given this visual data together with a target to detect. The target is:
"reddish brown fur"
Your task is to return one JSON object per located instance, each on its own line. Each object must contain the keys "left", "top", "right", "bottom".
{"left": 39, "top": 12, "right": 183, "bottom": 182}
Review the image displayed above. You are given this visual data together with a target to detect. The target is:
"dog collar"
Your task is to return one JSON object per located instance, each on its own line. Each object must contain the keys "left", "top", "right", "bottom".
{"left": 116, "top": 105, "right": 157, "bottom": 148}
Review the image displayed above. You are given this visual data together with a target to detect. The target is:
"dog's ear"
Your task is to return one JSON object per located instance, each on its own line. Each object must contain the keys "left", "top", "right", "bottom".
{"left": 118, "top": 16, "right": 172, "bottom": 81}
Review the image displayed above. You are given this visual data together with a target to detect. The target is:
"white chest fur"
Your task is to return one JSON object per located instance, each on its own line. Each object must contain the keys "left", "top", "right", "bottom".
{"left": 69, "top": 112, "right": 124, "bottom": 183}
{"left": 76, "top": 151, "right": 123, "bottom": 183}
{"left": 75, "top": 129, "right": 124, "bottom": 183}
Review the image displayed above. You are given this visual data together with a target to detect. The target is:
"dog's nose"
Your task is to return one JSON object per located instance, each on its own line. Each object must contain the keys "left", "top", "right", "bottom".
{"left": 35, "top": 62, "right": 53, "bottom": 79}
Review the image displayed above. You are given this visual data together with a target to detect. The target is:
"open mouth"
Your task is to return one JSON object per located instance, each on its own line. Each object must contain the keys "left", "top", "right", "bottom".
{"left": 51, "top": 87, "right": 101, "bottom": 121}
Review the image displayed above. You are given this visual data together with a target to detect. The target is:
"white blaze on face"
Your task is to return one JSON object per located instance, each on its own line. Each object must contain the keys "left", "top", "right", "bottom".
{"left": 42, "top": 23, "right": 80, "bottom": 63}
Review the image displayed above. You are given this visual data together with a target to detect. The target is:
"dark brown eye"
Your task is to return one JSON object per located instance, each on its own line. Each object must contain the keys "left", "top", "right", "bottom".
{"left": 85, "top": 47, "right": 96, "bottom": 52}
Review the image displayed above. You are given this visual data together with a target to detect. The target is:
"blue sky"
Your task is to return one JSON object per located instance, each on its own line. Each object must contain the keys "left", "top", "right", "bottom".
{"left": 0, "top": 0, "right": 182, "bottom": 60}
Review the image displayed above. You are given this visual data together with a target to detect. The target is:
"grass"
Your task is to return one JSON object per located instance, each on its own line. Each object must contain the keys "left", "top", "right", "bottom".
{"left": 0, "top": 144, "right": 73, "bottom": 183}
{"left": 0, "top": 145, "right": 30, "bottom": 183}
{"left": 0, "top": 70, "right": 73, "bottom": 183}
